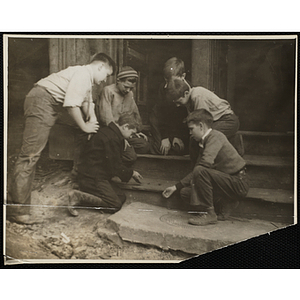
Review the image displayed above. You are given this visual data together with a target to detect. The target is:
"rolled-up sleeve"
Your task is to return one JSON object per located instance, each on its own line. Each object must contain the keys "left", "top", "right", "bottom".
{"left": 64, "top": 69, "right": 92, "bottom": 107}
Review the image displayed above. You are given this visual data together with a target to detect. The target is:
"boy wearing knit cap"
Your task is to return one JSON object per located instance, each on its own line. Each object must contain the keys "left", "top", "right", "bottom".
{"left": 96, "top": 66, "right": 150, "bottom": 164}
{"left": 162, "top": 109, "right": 249, "bottom": 226}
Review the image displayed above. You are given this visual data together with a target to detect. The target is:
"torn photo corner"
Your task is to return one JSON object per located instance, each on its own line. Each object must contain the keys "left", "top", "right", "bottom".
{"left": 3, "top": 33, "right": 298, "bottom": 265}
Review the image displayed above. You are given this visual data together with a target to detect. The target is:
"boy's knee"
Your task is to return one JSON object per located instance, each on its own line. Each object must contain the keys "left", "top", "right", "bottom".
{"left": 180, "top": 187, "right": 191, "bottom": 202}
{"left": 112, "top": 194, "right": 126, "bottom": 211}
{"left": 193, "top": 165, "right": 208, "bottom": 175}
{"left": 138, "top": 140, "right": 150, "bottom": 154}
{"left": 130, "top": 138, "right": 150, "bottom": 154}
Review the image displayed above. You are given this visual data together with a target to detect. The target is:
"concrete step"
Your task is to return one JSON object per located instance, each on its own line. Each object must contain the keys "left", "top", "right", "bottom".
{"left": 107, "top": 202, "right": 290, "bottom": 255}
{"left": 137, "top": 153, "right": 294, "bottom": 167}
{"left": 141, "top": 126, "right": 294, "bottom": 156}
{"left": 135, "top": 154, "right": 294, "bottom": 190}
{"left": 238, "top": 131, "right": 294, "bottom": 157}
{"left": 115, "top": 177, "right": 294, "bottom": 224}
{"left": 49, "top": 124, "right": 294, "bottom": 160}
{"left": 117, "top": 177, "right": 294, "bottom": 204}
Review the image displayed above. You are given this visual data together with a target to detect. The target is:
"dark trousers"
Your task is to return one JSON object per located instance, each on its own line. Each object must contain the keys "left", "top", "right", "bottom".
{"left": 78, "top": 175, "right": 126, "bottom": 211}
{"left": 213, "top": 113, "right": 240, "bottom": 138}
{"left": 180, "top": 166, "right": 249, "bottom": 210}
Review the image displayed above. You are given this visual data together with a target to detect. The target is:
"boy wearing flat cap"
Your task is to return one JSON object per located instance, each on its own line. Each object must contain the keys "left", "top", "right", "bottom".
{"left": 96, "top": 66, "right": 150, "bottom": 164}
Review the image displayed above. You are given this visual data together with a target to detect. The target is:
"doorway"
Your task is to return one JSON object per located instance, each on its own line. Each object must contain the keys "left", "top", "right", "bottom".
{"left": 225, "top": 39, "right": 296, "bottom": 132}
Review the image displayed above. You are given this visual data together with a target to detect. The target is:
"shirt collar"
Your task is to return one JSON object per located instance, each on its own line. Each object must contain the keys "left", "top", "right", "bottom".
{"left": 199, "top": 128, "right": 212, "bottom": 148}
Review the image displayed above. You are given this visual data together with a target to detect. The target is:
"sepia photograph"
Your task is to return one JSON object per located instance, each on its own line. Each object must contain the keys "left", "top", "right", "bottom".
{"left": 3, "top": 34, "right": 297, "bottom": 264}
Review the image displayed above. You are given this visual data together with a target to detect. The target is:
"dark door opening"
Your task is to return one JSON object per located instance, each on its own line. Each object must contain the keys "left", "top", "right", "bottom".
{"left": 7, "top": 38, "right": 50, "bottom": 156}
{"left": 225, "top": 39, "right": 295, "bottom": 132}
{"left": 123, "top": 39, "right": 192, "bottom": 124}
{"left": 8, "top": 38, "right": 50, "bottom": 122}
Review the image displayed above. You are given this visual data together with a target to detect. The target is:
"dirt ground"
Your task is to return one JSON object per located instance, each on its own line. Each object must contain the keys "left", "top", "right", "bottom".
{"left": 5, "top": 145, "right": 194, "bottom": 262}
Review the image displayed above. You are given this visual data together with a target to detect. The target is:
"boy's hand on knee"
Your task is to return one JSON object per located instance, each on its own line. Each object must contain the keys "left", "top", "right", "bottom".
{"left": 136, "top": 132, "right": 148, "bottom": 141}
{"left": 124, "top": 139, "right": 132, "bottom": 151}
{"left": 162, "top": 185, "right": 176, "bottom": 198}
{"left": 132, "top": 171, "right": 143, "bottom": 184}
{"left": 160, "top": 138, "right": 171, "bottom": 155}
{"left": 172, "top": 138, "right": 184, "bottom": 151}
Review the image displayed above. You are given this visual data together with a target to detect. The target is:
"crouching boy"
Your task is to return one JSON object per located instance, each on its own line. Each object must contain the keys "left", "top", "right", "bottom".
{"left": 162, "top": 109, "right": 249, "bottom": 226}
{"left": 166, "top": 78, "right": 244, "bottom": 156}
{"left": 68, "top": 112, "right": 143, "bottom": 216}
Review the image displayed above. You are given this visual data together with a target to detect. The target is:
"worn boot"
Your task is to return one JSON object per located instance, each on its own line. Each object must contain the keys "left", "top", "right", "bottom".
{"left": 8, "top": 214, "right": 43, "bottom": 225}
{"left": 188, "top": 208, "right": 218, "bottom": 226}
{"left": 68, "top": 190, "right": 105, "bottom": 217}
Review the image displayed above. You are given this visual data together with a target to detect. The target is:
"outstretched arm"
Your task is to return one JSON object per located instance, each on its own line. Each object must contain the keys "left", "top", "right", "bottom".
{"left": 162, "top": 185, "right": 177, "bottom": 198}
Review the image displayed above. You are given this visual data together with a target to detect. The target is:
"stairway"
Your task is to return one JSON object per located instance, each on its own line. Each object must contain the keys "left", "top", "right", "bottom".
{"left": 118, "top": 131, "right": 295, "bottom": 224}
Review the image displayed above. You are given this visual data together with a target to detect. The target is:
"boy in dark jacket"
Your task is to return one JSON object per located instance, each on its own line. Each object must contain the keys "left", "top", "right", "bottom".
{"left": 162, "top": 109, "right": 249, "bottom": 226}
{"left": 68, "top": 112, "right": 143, "bottom": 216}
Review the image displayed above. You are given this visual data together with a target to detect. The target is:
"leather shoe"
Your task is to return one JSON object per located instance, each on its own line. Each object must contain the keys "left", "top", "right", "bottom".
{"left": 188, "top": 209, "right": 218, "bottom": 226}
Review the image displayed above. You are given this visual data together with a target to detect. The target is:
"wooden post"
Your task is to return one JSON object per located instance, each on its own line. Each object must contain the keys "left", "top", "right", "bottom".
{"left": 191, "top": 39, "right": 213, "bottom": 90}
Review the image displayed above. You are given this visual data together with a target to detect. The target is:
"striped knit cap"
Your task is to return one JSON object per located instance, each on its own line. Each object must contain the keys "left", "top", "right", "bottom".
{"left": 117, "top": 66, "right": 138, "bottom": 80}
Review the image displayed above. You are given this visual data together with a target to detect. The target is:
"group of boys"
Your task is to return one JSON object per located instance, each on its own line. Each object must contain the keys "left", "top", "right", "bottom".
{"left": 7, "top": 53, "right": 249, "bottom": 227}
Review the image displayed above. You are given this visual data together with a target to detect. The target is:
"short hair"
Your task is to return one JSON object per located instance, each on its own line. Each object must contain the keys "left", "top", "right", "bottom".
{"left": 90, "top": 52, "right": 116, "bottom": 75}
{"left": 186, "top": 109, "right": 214, "bottom": 128}
{"left": 165, "top": 78, "right": 190, "bottom": 101}
{"left": 163, "top": 57, "right": 185, "bottom": 79}
{"left": 117, "top": 112, "right": 141, "bottom": 130}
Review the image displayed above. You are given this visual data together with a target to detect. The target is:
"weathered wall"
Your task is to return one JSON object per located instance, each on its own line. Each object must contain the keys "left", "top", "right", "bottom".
{"left": 191, "top": 39, "right": 296, "bottom": 132}
{"left": 49, "top": 38, "right": 123, "bottom": 99}
{"left": 191, "top": 39, "right": 213, "bottom": 90}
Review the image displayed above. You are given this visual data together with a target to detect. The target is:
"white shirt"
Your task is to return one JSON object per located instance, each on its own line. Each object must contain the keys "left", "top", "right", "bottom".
{"left": 37, "top": 65, "right": 94, "bottom": 107}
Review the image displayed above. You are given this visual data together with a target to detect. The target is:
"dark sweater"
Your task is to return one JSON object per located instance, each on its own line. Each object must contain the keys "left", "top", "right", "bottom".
{"left": 149, "top": 82, "right": 189, "bottom": 142}
{"left": 176, "top": 129, "right": 246, "bottom": 190}
{"left": 78, "top": 122, "right": 133, "bottom": 182}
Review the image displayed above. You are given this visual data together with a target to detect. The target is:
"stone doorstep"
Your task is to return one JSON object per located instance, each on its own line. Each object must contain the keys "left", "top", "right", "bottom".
{"left": 107, "top": 202, "right": 288, "bottom": 255}
{"left": 115, "top": 177, "right": 294, "bottom": 205}
{"left": 137, "top": 154, "right": 294, "bottom": 168}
